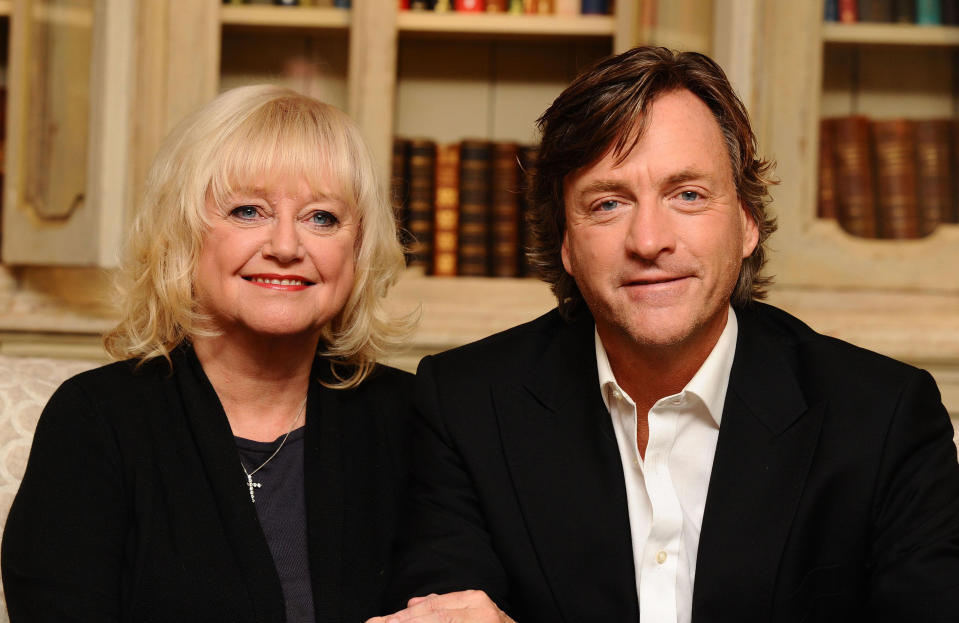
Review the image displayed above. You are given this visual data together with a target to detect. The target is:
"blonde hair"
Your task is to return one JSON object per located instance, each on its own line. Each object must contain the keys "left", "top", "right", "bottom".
{"left": 104, "top": 84, "right": 413, "bottom": 388}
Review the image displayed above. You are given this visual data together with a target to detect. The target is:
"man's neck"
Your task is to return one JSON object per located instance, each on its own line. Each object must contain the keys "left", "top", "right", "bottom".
{"left": 600, "top": 316, "right": 728, "bottom": 416}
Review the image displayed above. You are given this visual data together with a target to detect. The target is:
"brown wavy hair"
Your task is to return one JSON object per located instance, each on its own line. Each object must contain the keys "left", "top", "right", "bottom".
{"left": 527, "top": 46, "right": 777, "bottom": 319}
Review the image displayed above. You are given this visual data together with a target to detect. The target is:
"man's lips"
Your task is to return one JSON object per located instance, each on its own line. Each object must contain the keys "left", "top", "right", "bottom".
{"left": 242, "top": 274, "right": 316, "bottom": 291}
{"left": 622, "top": 275, "right": 690, "bottom": 287}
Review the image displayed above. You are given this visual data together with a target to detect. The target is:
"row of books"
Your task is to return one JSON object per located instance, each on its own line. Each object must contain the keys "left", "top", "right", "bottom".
{"left": 221, "top": 1, "right": 351, "bottom": 7}
{"left": 392, "top": 138, "right": 538, "bottom": 278}
{"left": 818, "top": 116, "right": 959, "bottom": 239}
{"left": 399, "top": 0, "right": 610, "bottom": 13}
{"left": 825, "top": 0, "right": 959, "bottom": 24}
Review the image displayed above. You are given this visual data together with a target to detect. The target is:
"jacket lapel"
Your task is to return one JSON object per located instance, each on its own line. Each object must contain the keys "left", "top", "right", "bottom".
{"left": 494, "top": 315, "right": 639, "bottom": 623}
{"left": 173, "top": 348, "right": 287, "bottom": 623}
{"left": 305, "top": 375, "right": 345, "bottom": 623}
{"left": 692, "top": 307, "right": 825, "bottom": 623}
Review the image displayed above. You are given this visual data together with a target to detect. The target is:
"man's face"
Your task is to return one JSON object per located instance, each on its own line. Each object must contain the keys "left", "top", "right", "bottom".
{"left": 561, "top": 89, "right": 759, "bottom": 361}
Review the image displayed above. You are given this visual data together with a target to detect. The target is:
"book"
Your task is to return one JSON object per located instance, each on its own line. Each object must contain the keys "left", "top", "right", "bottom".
{"left": 893, "top": 0, "right": 916, "bottom": 22}
{"left": 831, "top": 116, "right": 879, "bottom": 238}
{"left": 407, "top": 139, "right": 437, "bottom": 269}
{"left": 871, "top": 119, "right": 920, "bottom": 239}
{"left": 580, "top": 0, "right": 608, "bottom": 14}
{"left": 456, "top": 0, "right": 485, "bottom": 10}
{"left": 839, "top": 0, "right": 858, "bottom": 22}
{"left": 458, "top": 140, "right": 492, "bottom": 277}
{"left": 915, "top": 119, "right": 952, "bottom": 235}
{"left": 390, "top": 138, "right": 412, "bottom": 257}
{"left": 432, "top": 143, "right": 461, "bottom": 277}
{"left": 943, "top": 0, "right": 959, "bottom": 23}
{"left": 818, "top": 119, "right": 838, "bottom": 220}
{"left": 917, "top": 0, "right": 943, "bottom": 23}
{"left": 554, "top": 0, "right": 579, "bottom": 15}
{"left": 490, "top": 142, "right": 521, "bottom": 277}
{"left": 824, "top": 0, "right": 840, "bottom": 21}
{"left": 858, "top": 0, "right": 893, "bottom": 21}
{"left": 518, "top": 145, "right": 538, "bottom": 278}
{"left": 487, "top": 0, "right": 509, "bottom": 10}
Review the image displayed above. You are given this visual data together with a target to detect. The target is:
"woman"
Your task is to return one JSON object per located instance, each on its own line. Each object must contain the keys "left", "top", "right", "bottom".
{"left": 1, "top": 85, "right": 414, "bottom": 622}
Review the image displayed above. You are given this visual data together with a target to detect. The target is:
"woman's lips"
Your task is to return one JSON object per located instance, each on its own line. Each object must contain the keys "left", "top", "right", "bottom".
{"left": 243, "top": 274, "right": 315, "bottom": 291}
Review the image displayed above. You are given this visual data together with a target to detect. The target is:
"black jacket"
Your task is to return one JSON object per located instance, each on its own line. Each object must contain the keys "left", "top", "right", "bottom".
{"left": 2, "top": 346, "right": 412, "bottom": 623}
{"left": 389, "top": 303, "right": 959, "bottom": 622}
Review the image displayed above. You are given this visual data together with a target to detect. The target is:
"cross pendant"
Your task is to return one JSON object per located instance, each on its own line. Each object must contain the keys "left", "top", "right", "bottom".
{"left": 245, "top": 473, "right": 262, "bottom": 503}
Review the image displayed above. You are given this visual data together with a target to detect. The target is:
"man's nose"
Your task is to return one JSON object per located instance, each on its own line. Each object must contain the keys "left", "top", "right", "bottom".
{"left": 624, "top": 200, "right": 677, "bottom": 260}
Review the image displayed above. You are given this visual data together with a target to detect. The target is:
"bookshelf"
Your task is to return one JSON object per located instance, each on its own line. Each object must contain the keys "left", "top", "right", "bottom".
{"left": 1, "top": 0, "right": 958, "bottom": 425}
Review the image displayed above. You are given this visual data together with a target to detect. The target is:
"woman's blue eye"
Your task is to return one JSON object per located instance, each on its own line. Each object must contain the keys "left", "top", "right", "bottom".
{"left": 310, "top": 211, "right": 338, "bottom": 227}
{"left": 230, "top": 205, "right": 258, "bottom": 219}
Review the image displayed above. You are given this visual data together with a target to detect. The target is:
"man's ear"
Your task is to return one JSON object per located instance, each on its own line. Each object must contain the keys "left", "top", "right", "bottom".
{"left": 561, "top": 229, "right": 572, "bottom": 275}
{"left": 740, "top": 201, "right": 760, "bottom": 259}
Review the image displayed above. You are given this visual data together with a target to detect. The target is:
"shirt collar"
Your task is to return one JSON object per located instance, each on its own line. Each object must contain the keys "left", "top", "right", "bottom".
{"left": 594, "top": 306, "right": 739, "bottom": 427}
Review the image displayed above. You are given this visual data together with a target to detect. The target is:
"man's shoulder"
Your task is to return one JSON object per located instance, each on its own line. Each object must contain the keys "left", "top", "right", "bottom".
{"left": 426, "top": 308, "right": 573, "bottom": 373}
{"left": 740, "top": 302, "right": 922, "bottom": 386}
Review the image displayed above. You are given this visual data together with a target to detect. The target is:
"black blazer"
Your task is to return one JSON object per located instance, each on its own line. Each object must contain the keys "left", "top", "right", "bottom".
{"left": 389, "top": 303, "right": 959, "bottom": 623}
{"left": 2, "top": 346, "right": 412, "bottom": 623}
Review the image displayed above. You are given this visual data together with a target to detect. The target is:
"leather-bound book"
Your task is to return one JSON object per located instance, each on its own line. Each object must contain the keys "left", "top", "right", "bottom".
{"left": 944, "top": 0, "right": 959, "bottom": 24}
{"left": 831, "top": 116, "right": 879, "bottom": 238}
{"left": 859, "top": 0, "right": 893, "bottom": 21}
{"left": 818, "top": 119, "right": 838, "bottom": 220}
{"left": 915, "top": 119, "right": 952, "bottom": 235}
{"left": 407, "top": 139, "right": 437, "bottom": 269}
{"left": 950, "top": 120, "right": 959, "bottom": 223}
{"left": 871, "top": 119, "right": 920, "bottom": 239}
{"left": 458, "top": 139, "right": 492, "bottom": 277}
{"left": 518, "top": 145, "right": 539, "bottom": 278}
{"left": 486, "top": 0, "right": 508, "bottom": 11}
{"left": 432, "top": 143, "right": 460, "bottom": 277}
{"left": 390, "top": 137, "right": 412, "bottom": 260}
{"left": 490, "top": 142, "right": 521, "bottom": 277}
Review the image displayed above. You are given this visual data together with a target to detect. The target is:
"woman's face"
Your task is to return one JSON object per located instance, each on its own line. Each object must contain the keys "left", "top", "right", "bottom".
{"left": 194, "top": 172, "right": 357, "bottom": 341}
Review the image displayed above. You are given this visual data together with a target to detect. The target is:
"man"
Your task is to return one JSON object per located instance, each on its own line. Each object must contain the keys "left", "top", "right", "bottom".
{"left": 372, "top": 47, "right": 959, "bottom": 623}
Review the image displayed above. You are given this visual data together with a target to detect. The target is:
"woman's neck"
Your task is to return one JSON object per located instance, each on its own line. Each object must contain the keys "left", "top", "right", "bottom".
{"left": 192, "top": 331, "right": 320, "bottom": 442}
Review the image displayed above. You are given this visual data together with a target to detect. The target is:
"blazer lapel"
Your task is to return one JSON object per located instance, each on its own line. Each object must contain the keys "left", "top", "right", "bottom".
{"left": 174, "top": 348, "right": 287, "bottom": 623}
{"left": 494, "top": 315, "right": 639, "bottom": 623}
{"left": 305, "top": 375, "right": 345, "bottom": 623}
{"left": 692, "top": 308, "right": 825, "bottom": 623}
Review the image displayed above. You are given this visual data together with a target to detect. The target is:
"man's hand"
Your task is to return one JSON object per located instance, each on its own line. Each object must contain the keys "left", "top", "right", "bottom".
{"left": 366, "top": 590, "right": 516, "bottom": 623}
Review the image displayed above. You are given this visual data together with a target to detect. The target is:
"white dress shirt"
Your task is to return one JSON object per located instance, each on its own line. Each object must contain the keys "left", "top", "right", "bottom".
{"left": 595, "top": 307, "right": 738, "bottom": 623}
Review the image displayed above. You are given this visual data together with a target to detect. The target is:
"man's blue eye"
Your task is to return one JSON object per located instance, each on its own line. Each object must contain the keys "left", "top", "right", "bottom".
{"left": 598, "top": 200, "right": 619, "bottom": 211}
{"left": 230, "top": 205, "right": 258, "bottom": 219}
{"left": 679, "top": 191, "right": 700, "bottom": 201}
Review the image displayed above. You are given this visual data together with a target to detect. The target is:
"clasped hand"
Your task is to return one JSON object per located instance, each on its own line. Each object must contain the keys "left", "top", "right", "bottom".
{"left": 367, "top": 589, "right": 516, "bottom": 623}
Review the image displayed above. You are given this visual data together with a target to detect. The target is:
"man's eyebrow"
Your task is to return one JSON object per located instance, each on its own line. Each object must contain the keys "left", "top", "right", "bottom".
{"left": 574, "top": 180, "right": 631, "bottom": 198}
{"left": 657, "top": 168, "right": 715, "bottom": 187}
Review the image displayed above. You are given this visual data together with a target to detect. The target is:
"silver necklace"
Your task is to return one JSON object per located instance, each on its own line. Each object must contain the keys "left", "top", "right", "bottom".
{"left": 240, "top": 398, "right": 306, "bottom": 503}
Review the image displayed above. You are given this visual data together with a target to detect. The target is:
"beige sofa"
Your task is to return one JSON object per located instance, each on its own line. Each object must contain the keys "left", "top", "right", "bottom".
{"left": 0, "top": 355, "right": 99, "bottom": 622}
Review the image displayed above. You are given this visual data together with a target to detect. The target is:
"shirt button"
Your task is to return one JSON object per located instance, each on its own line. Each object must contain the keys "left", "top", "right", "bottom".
{"left": 611, "top": 388, "right": 623, "bottom": 401}
{"left": 656, "top": 550, "right": 667, "bottom": 564}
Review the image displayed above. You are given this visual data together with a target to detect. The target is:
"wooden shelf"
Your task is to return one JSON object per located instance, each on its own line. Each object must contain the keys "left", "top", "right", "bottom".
{"left": 397, "top": 12, "right": 614, "bottom": 38}
{"left": 220, "top": 5, "right": 349, "bottom": 29}
{"left": 822, "top": 21, "right": 959, "bottom": 46}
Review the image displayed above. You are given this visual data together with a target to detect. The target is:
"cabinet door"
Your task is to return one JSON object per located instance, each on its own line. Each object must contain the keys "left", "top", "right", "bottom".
{"left": 760, "top": 2, "right": 959, "bottom": 293}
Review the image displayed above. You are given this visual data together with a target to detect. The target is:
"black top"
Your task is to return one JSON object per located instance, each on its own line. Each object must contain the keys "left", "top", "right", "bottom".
{"left": 2, "top": 346, "right": 413, "bottom": 623}
{"left": 236, "top": 428, "right": 313, "bottom": 623}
